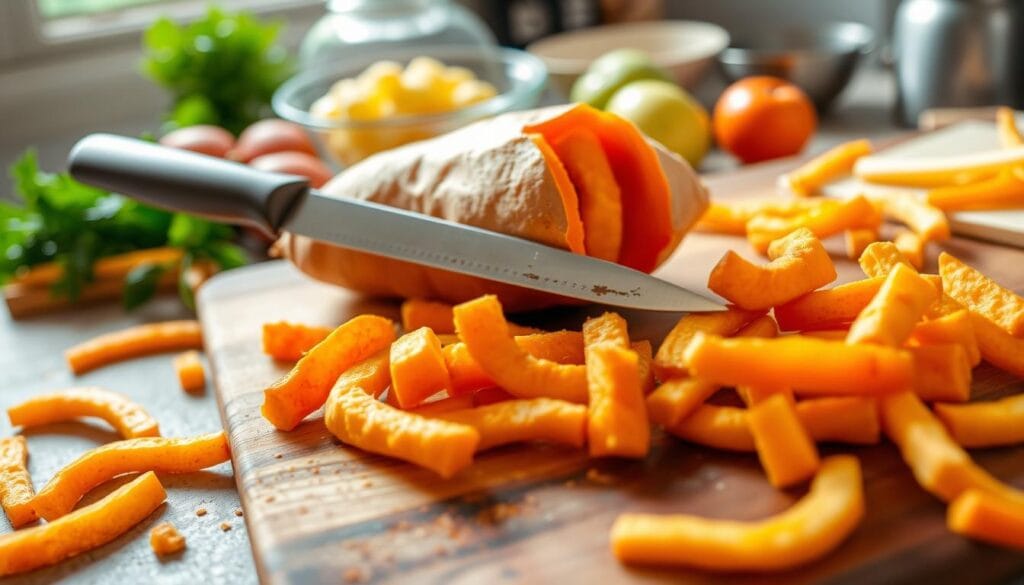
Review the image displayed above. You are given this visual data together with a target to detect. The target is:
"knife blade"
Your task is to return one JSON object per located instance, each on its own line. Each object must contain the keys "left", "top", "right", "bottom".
{"left": 68, "top": 134, "right": 722, "bottom": 312}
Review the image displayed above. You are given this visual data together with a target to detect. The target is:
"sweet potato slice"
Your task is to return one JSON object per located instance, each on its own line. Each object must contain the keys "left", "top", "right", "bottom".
{"left": 262, "top": 314, "right": 396, "bottom": 431}
{"left": 893, "top": 230, "right": 925, "bottom": 270}
{"left": 7, "top": 387, "right": 160, "bottom": 439}
{"left": 400, "top": 299, "right": 541, "bottom": 336}
{"left": 696, "top": 199, "right": 830, "bottom": 235}
{"left": 910, "top": 344, "right": 972, "bottom": 402}
{"left": 65, "top": 320, "right": 203, "bottom": 375}
{"left": 583, "top": 312, "right": 630, "bottom": 348}
{"left": 708, "top": 228, "right": 837, "bottom": 310}
{"left": 453, "top": 296, "right": 588, "bottom": 403}
{"left": 927, "top": 168, "right": 1024, "bottom": 211}
{"left": 0, "top": 437, "right": 36, "bottom": 528}
{"left": 654, "top": 307, "right": 765, "bottom": 379}
{"left": 854, "top": 148, "right": 1024, "bottom": 187}
{"left": 527, "top": 133, "right": 586, "bottom": 255}
{"left": 31, "top": 431, "right": 229, "bottom": 521}
{"left": 262, "top": 321, "right": 332, "bottom": 361}
{"left": 935, "top": 394, "right": 1024, "bottom": 448}
{"left": 870, "top": 192, "right": 950, "bottom": 243}
{"left": 969, "top": 311, "right": 1024, "bottom": 378}
{"left": 845, "top": 228, "right": 878, "bottom": 260}
{"left": 0, "top": 471, "right": 165, "bottom": 577}
{"left": 939, "top": 252, "right": 1024, "bottom": 337}
{"left": 586, "top": 344, "right": 649, "bottom": 458}
{"left": 390, "top": 327, "right": 452, "bottom": 409}
{"left": 858, "top": 241, "right": 915, "bottom": 278}
{"left": 173, "top": 351, "right": 206, "bottom": 392}
{"left": 433, "top": 398, "right": 587, "bottom": 451}
{"left": 443, "top": 331, "right": 585, "bottom": 395}
{"left": 781, "top": 139, "right": 873, "bottom": 197}
{"left": 910, "top": 310, "right": 981, "bottom": 366}
{"left": 846, "top": 264, "right": 938, "bottom": 346}
{"left": 547, "top": 126, "right": 623, "bottom": 262}
{"left": 407, "top": 393, "right": 475, "bottom": 416}
{"left": 746, "top": 195, "right": 881, "bottom": 254}
{"left": 948, "top": 489, "right": 1024, "bottom": 550}
{"left": 748, "top": 394, "right": 820, "bottom": 488}
{"left": 774, "top": 277, "right": 885, "bottom": 331}
{"left": 323, "top": 351, "right": 479, "bottom": 478}
{"left": 997, "top": 106, "right": 1024, "bottom": 147}
{"left": 610, "top": 455, "right": 864, "bottom": 571}
{"left": 686, "top": 333, "right": 914, "bottom": 396}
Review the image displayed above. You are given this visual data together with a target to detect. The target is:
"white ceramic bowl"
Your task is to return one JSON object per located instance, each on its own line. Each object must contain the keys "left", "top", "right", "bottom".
{"left": 527, "top": 21, "right": 730, "bottom": 95}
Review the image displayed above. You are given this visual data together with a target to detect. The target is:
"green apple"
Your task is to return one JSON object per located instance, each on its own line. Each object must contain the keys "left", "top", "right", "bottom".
{"left": 570, "top": 49, "right": 671, "bottom": 110}
{"left": 605, "top": 79, "right": 711, "bottom": 168}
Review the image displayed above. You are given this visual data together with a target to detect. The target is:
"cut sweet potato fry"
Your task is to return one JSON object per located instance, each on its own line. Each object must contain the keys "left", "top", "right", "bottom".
{"left": 748, "top": 394, "right": 820, "bottom": 488}
{"left": 13, "top": 247, "right": 183, "bottom": 288}
{"left": 893, "top": 230, "right": 925, "bottom": 270}
{"left": 926, "top": 168, "right": 1024, "bottom": 211}
{"left": 746, "top": 195, "right": 881, "bottom": 254}
{"left": 665, "top": 398, "right": 880, "bottom": 450}
{"left": 781, "top": 139, "right": 873, "bottom": 197}
{"left": 845, "top": 228, "right": 878, "bottom": 260}
{"left": 685, "top": 333, "right": 914, "bottom": 396}
{"left": 879, "top": 391, "right": 1024, "bottom": 504}
{"left": 0, "top": 437, "right": 36, "bottom": 528}
{"left": 870, "top": 192, "right": 950, "bottom": 243}
{"left": 997, "top": 106, "right": 1024, "bottom": 148}
{"left": 910, "top": 309, "right": 981, "bottom": 366}
{"left": 173, "top": 351, "right": 205, "bottom": 392}
{"left": 390, "top": 327, "right": 452, "bottom": 409}
{"left": 910, "top": 344, "right": 972, "bottom": 403}
{"left": 774, "top": 277, "right": 885, "bottom": 332}
{"left": 31, "top": 431, "right": 229, "bottom": 521}
{"left": 453, "top": 296, "right": 588, "bottom": 403}
{"left": 854, "top": 148, "right": 1024, "bottom": 187}
{"left": 323, "top": 351, "right": 479, "bottom": 478}
{"left": 583, "top": 312, "right": 630, "bottom": 348}
{"left": 939, "top": 252, "right": 1024, "bottom": 337}
{"left": 65, "top": 320, "right": 203, "bottom": 375}
{"left": 261, "top": 314, "right": 396, "bottom": 431}
{"left": 586, "top": 344, "right": 649, "bottom": 458}
{"left": 610, "top": 455, "right": 864, "bottom": 571}
{"left": 969, "top": 311, "right": 1024, "bottom": 378}
{"left": 261, "top": 322, "right": 332, "bottom": 361}
{"left": 400, "top": 299, "right": 541, "bottom": 336}
{"left": 858, "top": 241, "right": 915, "bottom": 278}
{"left": 444, "top": 331, "right": 585, "bottom": 396}
{"left": 0, "top": 471, "right": 165, "bottom": 577}
{"left": 633, "top": 339, "right": 655, "bottom": 393}
{"left": 408, "top": 393, "right": 475, "bottom": 416}
{"left": 695, "top": 199, "right": 831, "bottom": 235}
{"left": 935, "top": 394, "right": 1024, "bottom": 448}
{"left": 948, "top": 489, "right": 1024, "bottom": 550}
{"left": 708, "top": 228, "right": 837, "bottom": 310}
{"left": 846, "top": 264, "right": 938, "bottom": 346}
{"left": 433, "top": 398, "right": 587, "bottom": 451}
{"left": 654, "top": 307, "right": 766, "bottom": 379}
{"left": 7, "top": 387, "right": 160, "bottom": 439}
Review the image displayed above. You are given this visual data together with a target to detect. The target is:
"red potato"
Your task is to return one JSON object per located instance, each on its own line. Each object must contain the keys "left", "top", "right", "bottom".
{"left": 229, "top": 119, "right": 318, "bottom": 163}
{"left": 249, "top": 151, "right": 334, "bottom": 188}
{"left": 159, "top": 125, "right": 235, "bottom": 158}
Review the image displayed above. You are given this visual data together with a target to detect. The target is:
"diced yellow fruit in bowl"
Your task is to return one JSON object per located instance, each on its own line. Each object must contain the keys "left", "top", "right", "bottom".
{"left": 452, "top": 79, "right": 498, "bottom": 108}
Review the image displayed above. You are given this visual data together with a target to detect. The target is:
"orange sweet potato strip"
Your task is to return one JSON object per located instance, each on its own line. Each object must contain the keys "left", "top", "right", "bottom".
{"left": 948, "top": 489, "right": 1024, "bottom": 550}
{"left": 939, "top": 252, "right": 1024, "bottom": 337}
{"left": 586, "top": 344, "right": 649, "bottom": 458}
{"left": 453, "top": 296, "right": 588, "bottom": 403}
{"left": 433, "top": 398, "right": 587, "bottom": 451}
{"left": 893, "top": 230, "right": 925, "bottom": 270}
{"left": 910, "top": 344, "right": 972, "bottom": 403}
{"left": 997, "top": 106, "right": 1024, "bottom": 148}
{"left": 633, "top": 339, "right": 655, "bottom": 393}
{"left": 935, "top": 394, "right": 1024, "bottom": 448}
{"left": 748, "top": 393, "right": 820, "bottom": 488}
{"left": 774, "top": 277, "right": 885, "bottom": 332}
{"left": 390, "top": 327, "right": 453, "bottom": 409}
{"left": 7, "top": 387, "right": 159, "bottom": 439}
{"left": 910, "top": 309, "right": 981, "bottom": 366}
{"left": 444, "top": 331, "right": 585, "bottom": 396}
{"left": 781, "top": 139, "right": 873, "bottom": 197}
{"left": 173, "top": 351, "right": 206, "bottom": 392}
{"left": 583, "top": 312, "right": 630, "bottom": 348}
{"left": 708, "top": 228, "right": 837, "bottom": 310}
{"left": 654, "top": 307, "right": 765, "bottom": 379}
{"left": 0, "top": 437, "right": 36, "bottom": 528}
{"left": 261, "top": 314, "right": 396, "bottom": 431}
{"left": 610, "top": 455, "right": 864, "bottom": 571}
{"left": 870, "top": 192, "right": 951, "bottom": 243}
{"left": 746, "top": 195, "right": 881, "bottom": 254}
{"left": 845, "top": 228, "right": 878, "bottom": 260}
{"left": 323, "top": 351, "right": 479, "bottom": 478}
{"left": 695, "top": 199, "right": 831, "bottom": 235}
{"left": 408, "top": 393, "right": 476, "bottom": 416}
{"left": 65, "top": 320, "right": 203, "bottom": 375}
{"left": 262, "top": 322, "right": 332, "bottom": 361}
{"left": 969, "top": 311, "right": 1024, "bottom": 378}
{"left": 31, "top": 431, "right": 229, "bottom": 521}
{"left": 0, "top": 471, "right": 165, "bottom": 577}
{"left": 685, "top": 333, "right": 914, "bottom": 396}
{"left": 400, "top": 299, "right": 541, "bottom": 336}
{"left": 858, "top": 241, "right": 915, "bottom": 278}
{"left": 527, "top": 133, "right": 587, "bottom": 255}
{"left": 846, "top": 263, "right": 938, "bottom": 346}
{"left": 926, "top": 168, "right": 1024, "bottom": 211}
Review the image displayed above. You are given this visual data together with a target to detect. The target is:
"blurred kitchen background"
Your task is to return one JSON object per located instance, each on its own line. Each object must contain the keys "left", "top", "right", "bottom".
{"left": 1, "top": 0, "right": 1021, "bottom": 173}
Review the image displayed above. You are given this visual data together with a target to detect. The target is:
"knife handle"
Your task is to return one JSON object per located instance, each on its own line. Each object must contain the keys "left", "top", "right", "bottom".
{"left": 67, "top": 133, "right": 309, "bottom": 237}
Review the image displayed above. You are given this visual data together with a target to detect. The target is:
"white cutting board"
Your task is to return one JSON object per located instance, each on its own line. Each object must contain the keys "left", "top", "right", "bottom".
{"left": 823, "top": 121, "right": 1024, "bottom": 248}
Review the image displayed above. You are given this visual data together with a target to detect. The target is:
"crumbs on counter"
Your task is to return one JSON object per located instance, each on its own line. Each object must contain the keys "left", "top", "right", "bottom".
{"left": 220, "top": 522, "right": 232, "bottom": 532}
{"left": 234, "top": 508, "right": 244, "bottom": 517}
{"left": 195, "top": 507, "right": 208, "bottom": 517}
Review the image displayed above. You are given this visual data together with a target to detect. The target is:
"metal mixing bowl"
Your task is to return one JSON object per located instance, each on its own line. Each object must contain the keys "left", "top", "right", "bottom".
{"left": 716, "top": 22, "right": 874, "bottom": 112}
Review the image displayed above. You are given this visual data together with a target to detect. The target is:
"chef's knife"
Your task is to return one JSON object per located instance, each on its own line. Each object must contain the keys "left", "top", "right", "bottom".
{"left": 68, "top": 134, "right": 722, "bottom": 312}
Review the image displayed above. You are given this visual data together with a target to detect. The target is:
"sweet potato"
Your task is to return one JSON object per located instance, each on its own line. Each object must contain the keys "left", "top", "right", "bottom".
{"left": 893, "top": 230, "right": 925, "bottom": 270}
{"left": 774, "top": 277, "right": 885, "bottom": 332}
{"left": 0, "top": 437, "right": 36, "bottom": 528}
{"left": 910, "top": 344, "right": 972, "bottom": 403}
{"left": 845, "top": 228, "right": 878, "bottom": 260}
{"left": 969, "top": 311, "right": 1024, "bottom": 378}
{"left": 846, "top": 264, "right": 938, "bottom": 346}
{"left": 261, "top": 322, "right": 333, "bottom": 361}
{"left": 746, "top": 195, "right": 881, "bottom": 254}
{"left": 854, "top": 148, "right": 1024, "bottom": 187}
{"left": 433, "top": 398, "right": 587, "bottom": 451}
{"left": 939, "top": 252, "right": 1024, "bottom": 337}
{"left": 858, "top": 241, "right": 915, "bottom": 278}
{"left": 695, "top": 199, "right": 830, "bottom": 235}
{"left": 870, "top": 192, "right": 950, "bottom": 243}
{"left": 12, "top": 247, "right": 182, "bottom": 288}
{"left": 926, "top": 169, "right": 1024, "bottom": 211}
{"left": 7, "top": 387, "right": 160, "bottom": 439}
{"left": 654, "top": 307, "right": 765, "bottom": 379}
{"left": 910, "top": 309, "right": 981, "bottom": 366}
{"left": 586, "top": 344, "right": 649, "bottom": 458}
{"left": 748, "top": 394, "right": 820, "bottom": 488}
{"left": 948, "top": 489, "right": 1024, "bottom": 550}
{"left": 149, "top": 521, "right": 186, "bottom": 556}
{"left": 65, "top": 320, "right": 203, "bottom": 375}
{"left": 173, "top": 351, "right": 205, "bottom": 392}
{"left": 390, "top": 327, "right": 452, "bottom": 409}
{"left": 443, "top": 331, "right": 585, "bottom": 395}
{"left": 781, "top": 139, "right": 873, "bottom": 197}
{"left": 935, "top": 395, "right": 1024, "bottom": 448}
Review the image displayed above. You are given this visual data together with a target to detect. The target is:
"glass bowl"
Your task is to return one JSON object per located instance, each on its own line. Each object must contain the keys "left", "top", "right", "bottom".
{"left": 272, "top": 46, "right": 548, "bottom": 168}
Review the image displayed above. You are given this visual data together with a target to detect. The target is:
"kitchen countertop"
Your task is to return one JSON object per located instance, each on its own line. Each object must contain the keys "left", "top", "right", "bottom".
{"left": 0, "top": 64, "right": 911, "bottom": 583}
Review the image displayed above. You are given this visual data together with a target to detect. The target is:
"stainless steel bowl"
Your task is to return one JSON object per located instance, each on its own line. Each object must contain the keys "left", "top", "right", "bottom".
{"left": 716, "top": 22, "right": 874, "bottom": 112}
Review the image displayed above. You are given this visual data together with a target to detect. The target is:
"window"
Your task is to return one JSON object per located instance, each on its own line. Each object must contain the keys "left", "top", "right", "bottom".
{"left": 36, "top": 0, "right": 172, "bottom": 20}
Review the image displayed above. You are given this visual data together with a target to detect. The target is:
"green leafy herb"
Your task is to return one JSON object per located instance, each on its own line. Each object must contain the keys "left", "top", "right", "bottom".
{"left": 122, "top": 262, "right": 169, "bottom": 310}
{"left": 141, "top": 7, "right": 294, "bottom": 135}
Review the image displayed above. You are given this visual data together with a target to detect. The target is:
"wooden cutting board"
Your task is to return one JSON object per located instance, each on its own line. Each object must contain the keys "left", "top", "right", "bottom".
{"left": 198, "top": 158, "right": 1024, "bottom": 585}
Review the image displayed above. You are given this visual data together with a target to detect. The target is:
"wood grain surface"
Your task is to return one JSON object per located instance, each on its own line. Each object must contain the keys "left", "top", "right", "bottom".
{"left": 198, "top": 157, "right": 1024, "bottom": 585}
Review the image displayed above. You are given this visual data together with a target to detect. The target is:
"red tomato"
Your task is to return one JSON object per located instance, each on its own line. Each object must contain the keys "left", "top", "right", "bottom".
{"left": 229, "top": 119, "right": 318, "bottom": 163}
{"left": 159, "top": 125, "right": 235, "bottom": 158}
{"left": 713, "top": 76, "right": 817, "bottom": 164}
{"left": 249, "top": 151, "right": 334, "bottom": 188}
